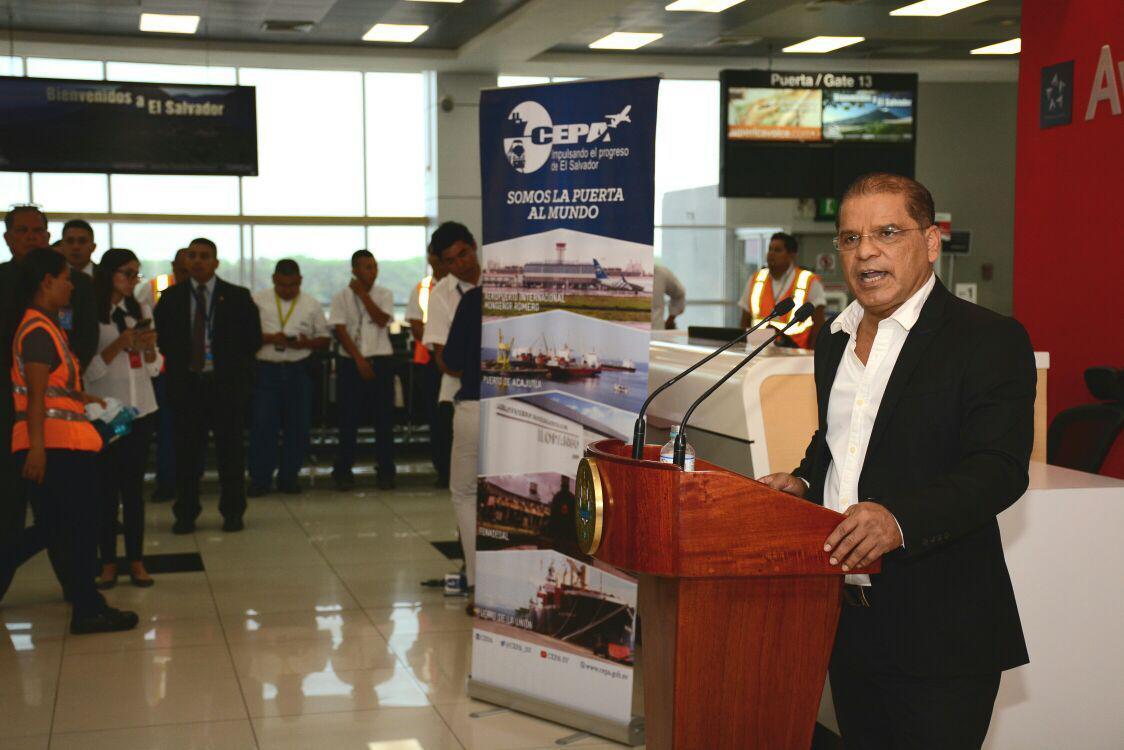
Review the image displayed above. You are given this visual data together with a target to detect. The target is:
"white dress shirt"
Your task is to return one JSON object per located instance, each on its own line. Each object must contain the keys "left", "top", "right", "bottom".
{"left": 328, "top": 284, "right": 394, "bottom": 358}
{"left": 84, "top": 300, "right": 163, "bottom": 417}
{"left": 737, "top": 265, "right": 827, "bottom": 314}
{"left": 422, "top": 274, "right": 476, "bottom": 402}
{"left": 650, "top": 264, "right": 686, "bottom": 330}
{"left": 253, "top": 289, "right": 329, "bottom": 363}
{"left": 824, "top": 272, "right": 935, "bottom": 585}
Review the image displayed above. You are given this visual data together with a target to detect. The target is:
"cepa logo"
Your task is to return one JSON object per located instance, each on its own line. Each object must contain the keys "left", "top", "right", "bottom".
{"left": 503, "top": 101, "right": 632, "bottom": 174}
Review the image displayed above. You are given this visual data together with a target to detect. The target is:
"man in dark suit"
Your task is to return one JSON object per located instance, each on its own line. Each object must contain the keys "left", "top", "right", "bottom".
{"left": 761, "top": 173, "right": 1035, "bottom": 749}
{"left": 155, "top": 237, "right": 261, "bottom": 534}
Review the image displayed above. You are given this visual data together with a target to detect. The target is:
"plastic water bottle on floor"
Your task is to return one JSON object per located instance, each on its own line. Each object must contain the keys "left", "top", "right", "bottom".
{"left": 659, "top": 425, "right": 695, "bottom": 471}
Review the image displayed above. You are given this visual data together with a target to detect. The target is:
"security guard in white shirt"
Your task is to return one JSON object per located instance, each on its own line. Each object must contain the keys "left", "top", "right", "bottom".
{"left": 248, "top": 259, "right": 330, "bottom": 496}
{"left": 329, "top": 250, "right": 397, "bottom": 491}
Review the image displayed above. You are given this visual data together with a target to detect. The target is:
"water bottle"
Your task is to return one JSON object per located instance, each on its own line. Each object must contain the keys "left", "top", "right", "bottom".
{"left": 659, "top": 425, "right": 695, "bottom": 472}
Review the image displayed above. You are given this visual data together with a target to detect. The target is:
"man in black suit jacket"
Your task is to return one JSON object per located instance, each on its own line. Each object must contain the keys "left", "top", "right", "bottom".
{"left": 761, "top": 174, "right": 1035, "bottom": 749}
{"left": 155, "top": 237, "right": 261, "bottom": 534}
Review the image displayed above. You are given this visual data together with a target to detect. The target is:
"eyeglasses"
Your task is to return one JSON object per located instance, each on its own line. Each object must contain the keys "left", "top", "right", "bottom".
{"left": 833, "top": 225, "right": 930, "bottom": 253}
{"left": 115, "top": 269, "right": 144, "bottom": 281}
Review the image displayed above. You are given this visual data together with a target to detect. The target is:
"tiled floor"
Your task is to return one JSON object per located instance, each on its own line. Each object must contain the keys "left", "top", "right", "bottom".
{"left": 0, "top": 469, "right": 633, "bottom": 749}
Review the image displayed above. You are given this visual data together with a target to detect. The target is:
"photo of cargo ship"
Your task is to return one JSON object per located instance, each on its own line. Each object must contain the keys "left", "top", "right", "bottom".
{"left": 476, "top": 555, "right": 636, "bottom": 666}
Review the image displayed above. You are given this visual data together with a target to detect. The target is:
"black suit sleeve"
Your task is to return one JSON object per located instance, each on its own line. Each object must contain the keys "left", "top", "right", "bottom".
{"left": 69, "top": 271, "right": 99, "bottom": 369}
{"left": 241, "top": 288, "right": 262, "bottom": 359}
{"left": 893, "top": 317, "right": 1037, "bottom": 557}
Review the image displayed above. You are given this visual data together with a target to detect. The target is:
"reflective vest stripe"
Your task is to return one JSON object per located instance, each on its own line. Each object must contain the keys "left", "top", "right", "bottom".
{"left": 749, "top": 267, "right": 815, "bottom": 335}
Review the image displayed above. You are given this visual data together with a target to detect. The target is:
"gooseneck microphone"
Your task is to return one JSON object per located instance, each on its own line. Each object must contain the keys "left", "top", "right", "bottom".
{"left": 672, "top": 302, "right": 815, "bottom": 467}
{"left": 630, "top": 297, "right": 797, "bottom": 460}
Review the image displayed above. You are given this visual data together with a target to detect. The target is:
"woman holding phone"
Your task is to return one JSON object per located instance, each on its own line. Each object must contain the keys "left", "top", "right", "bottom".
{"left": 1, "top": 247, "right": 138, "bottom": 633}
{"left": 87, "top": 249, "right": 162, "bottom": 589}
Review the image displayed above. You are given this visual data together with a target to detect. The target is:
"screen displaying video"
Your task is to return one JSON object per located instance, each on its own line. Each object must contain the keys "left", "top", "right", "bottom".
{"left": 821, "top": 90, "right": 915, "bottom": 142}
{"left": 727, "top": 87, "right": 822, "bottom": 142}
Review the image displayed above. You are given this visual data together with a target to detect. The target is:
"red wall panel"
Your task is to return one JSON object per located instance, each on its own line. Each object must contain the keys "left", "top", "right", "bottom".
{"left": 1014, "top": 2, "right": 1124, "bottom": 476}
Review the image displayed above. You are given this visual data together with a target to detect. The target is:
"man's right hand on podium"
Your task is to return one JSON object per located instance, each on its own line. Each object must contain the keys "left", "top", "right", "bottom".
{"left": 758, "top": 472, "right": 808, "bottom": 498}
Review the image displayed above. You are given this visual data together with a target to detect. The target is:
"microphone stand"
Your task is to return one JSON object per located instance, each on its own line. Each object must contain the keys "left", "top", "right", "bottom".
{"left": 630, "top": 298, "right": 795, "bottom": 460}
{"left": 672, "top": 305, "right": 814, "bottom": 467}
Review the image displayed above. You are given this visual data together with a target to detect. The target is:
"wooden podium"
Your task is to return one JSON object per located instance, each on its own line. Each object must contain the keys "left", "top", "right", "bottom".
{"left": 575, "top": 439, "right": 878, "bottom": 750}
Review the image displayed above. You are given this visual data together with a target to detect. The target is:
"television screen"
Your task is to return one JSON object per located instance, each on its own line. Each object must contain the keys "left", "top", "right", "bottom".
{"left": 822, "top": 90, "right": 914, "bottom": 142}
{"left": 727, "top": 87, "right": 822, "bottom": 142}
{"left": 719, "top": 70, "right": 918, "bottom": 199}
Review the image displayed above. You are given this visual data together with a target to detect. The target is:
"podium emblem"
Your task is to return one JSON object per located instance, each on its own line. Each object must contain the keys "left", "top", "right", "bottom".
{"left": 575, "top": 457, "right": 605, "bottom": 555}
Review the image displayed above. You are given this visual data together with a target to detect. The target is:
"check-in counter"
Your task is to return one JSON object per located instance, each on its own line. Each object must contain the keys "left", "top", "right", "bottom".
{"left": 647, "top": 330, "right": 1124, "bottom": 747}
{"left": 646, "top": 329, "right": 1050, "bottom": 474}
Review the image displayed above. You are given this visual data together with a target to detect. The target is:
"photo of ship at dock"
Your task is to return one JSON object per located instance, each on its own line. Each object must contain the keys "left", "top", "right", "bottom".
{"left": 483, "top": 228, "right": 652, "bottom": 328}
{"left": 481, "top": 310, "right": 649, "bottom": 411}
{"left": 475, "top": 549, "right": 637, "bottom": 666}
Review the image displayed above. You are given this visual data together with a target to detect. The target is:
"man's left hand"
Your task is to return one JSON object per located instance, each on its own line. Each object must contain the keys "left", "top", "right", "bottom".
{"left": 824, "top": 502, "right": 903, "bottom": 572}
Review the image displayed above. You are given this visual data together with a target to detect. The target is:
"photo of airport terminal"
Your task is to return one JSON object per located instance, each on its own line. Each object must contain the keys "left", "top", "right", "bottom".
{"left": 483, "top": 228, "right": 652, "bottom": 327}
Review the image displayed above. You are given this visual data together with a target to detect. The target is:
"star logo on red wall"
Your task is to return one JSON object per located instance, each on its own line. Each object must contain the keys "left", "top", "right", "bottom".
{"left": 1040, "top": 60, "right": 1075, "bottom": 129}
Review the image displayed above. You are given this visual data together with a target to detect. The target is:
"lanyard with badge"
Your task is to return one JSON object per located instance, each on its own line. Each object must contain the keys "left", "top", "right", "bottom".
{"left": 275, "top": 293, "right": 297, "bottom": 352}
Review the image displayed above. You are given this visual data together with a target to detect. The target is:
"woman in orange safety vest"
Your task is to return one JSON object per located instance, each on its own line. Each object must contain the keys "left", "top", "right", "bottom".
{"left": 0, "top": 248, "right": 139, "bottom": 635}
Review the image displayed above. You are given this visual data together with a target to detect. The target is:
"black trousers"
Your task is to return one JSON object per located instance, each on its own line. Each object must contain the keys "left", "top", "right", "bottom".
{"left": 5, "top": 450, "right": 105, "bottom": 618}
{"left": 172, "top": 372, "right": 248, "bottom": 524}
{"left": 434, "top": 400, "right": 454, "bottom": 485}
{"left": 830, "top": 600, "right": 1002, "bottom": 749}
{"left": 99, "top": 413, "right": 157, "bottom": 564}
{"left": 333, "top": 356, "right": 396, "bottom": 478}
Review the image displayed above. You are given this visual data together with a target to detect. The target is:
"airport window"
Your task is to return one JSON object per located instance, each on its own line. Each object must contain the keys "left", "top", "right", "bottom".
{"left": 0, "top": 56, "right": 23, "bottom": 76}
{"left": 366, "top": 225, "right": 430, "bottom": 310}
{"left": 110, "top": 175, "right": 242, "bottom": 216}
{"left": 365, "top": 73, "right": 427, "bottom": 218}
{"left": 25, "top": 57, "right": 104, "bottom": 80}
{"left": 0, "top": 172, "right": 30, "bottom": 205}
{"left": 105, "top": 61, "right": 237, "bottom": 85}
{"left": 238, "top": 68, "right": 366, "bottom": 217}
{"left": 111, "top": 222, "right": 242, "bottom": 274}
{"left": 249, "top": 225, "right": 367, "bottom": 303}
{"left": 30, "top": 173, "right": 110, "bottom": 214}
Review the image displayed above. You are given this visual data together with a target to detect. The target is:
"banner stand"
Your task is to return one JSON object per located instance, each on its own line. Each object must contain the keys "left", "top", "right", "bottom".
{"left": 467, "top": 679, "right": 645, "bottom": 746}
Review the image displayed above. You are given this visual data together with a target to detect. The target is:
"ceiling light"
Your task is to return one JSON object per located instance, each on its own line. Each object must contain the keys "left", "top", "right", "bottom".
{"left": 970, "top": 37, "right": 1021, "bottom": 55}
{"left": 890, "top": 0, "right": 990, "bottom": 16}
{"left": 139, "top": 13, "right": 200, "bottom": 34}
{"left": 589, "top": 32, "right": 663, "bottom": 50}
{"left": 362, "top": 23, "right": 429, "bottom": 43}
{"left": 666, "top": 0, "right": 746, "bottom": 11}
{"left": 782, "top": 36, "right": 865, "bottom": 54}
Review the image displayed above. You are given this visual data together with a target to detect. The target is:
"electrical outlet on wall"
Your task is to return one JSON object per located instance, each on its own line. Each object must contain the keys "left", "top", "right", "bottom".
{"left": 955, "top": 282, "right": 978, "bottom": 304}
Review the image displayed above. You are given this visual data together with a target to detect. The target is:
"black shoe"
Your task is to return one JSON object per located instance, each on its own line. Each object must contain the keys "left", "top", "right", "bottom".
{"left": 222, "top": 517, "right": 244, "bottom": 533}
{"left": 172, "top": 519, "right": 195, "bottom": 535}
{"left": 70, "top": 607, "right": 140, "bottom": 635}
{"left": 247, "top": 485, "right": 270, "bottom": 498}
{"left": 278, "top": 481, "right": 303, "bottom": 495}
{"left": 333, "top": 473, "right": 355, "bottom": 491}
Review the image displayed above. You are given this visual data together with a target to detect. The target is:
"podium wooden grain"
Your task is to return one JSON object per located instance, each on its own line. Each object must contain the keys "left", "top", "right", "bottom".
{"left": 582, "top": 439, "right": 878, "bottom": 749}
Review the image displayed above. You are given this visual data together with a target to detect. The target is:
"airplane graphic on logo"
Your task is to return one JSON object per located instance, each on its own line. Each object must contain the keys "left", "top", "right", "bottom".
{"left": 606, "top": 106, "right": 632, "bottom": 128}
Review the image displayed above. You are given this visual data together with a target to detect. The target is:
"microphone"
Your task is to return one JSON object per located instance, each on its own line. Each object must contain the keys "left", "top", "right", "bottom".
{"left": 672, "top": 302, "right": 815, "bottom": 467}
{"left": 631, "top": 297, "right": 796, "bottom": 459}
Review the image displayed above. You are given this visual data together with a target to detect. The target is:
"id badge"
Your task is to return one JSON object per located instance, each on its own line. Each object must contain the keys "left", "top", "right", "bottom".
{"left": 205, "top": 347, "right": 215, "bottom": 365}
{"left": 128, "top": 351, "right": 143, "bottom": 369}
{"left": 59, "top": 307, "right": 74, "bottom": 331}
